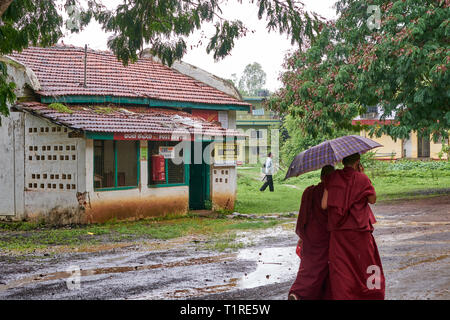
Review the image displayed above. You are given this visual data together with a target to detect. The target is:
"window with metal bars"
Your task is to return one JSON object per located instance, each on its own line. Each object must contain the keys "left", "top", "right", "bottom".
{"left": 148, "top": 141, "right": 186, "bottom": 186}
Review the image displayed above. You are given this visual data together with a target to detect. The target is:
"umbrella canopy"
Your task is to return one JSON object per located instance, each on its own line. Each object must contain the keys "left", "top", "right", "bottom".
{"left": 285, "top": 135, "right": 382, "bottom": 179}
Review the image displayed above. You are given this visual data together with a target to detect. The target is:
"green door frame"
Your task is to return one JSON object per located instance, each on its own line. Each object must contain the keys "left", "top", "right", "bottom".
{"left": 189, "top": 141, "right": 211, "bottom": 210}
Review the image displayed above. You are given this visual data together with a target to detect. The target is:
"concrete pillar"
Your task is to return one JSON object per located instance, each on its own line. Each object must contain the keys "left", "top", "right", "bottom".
{"left": 85, "top": 139, "right": 94, "bottom": 193}
{"left": 139, "top": 140, "right": 148, "bottom": 189}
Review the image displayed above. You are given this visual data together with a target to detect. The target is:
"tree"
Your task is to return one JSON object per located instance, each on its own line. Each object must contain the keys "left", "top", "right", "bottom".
{"left": 0, "top": 0, "right": 67, "bottom": 124}
{"left": 0, "top": 0, "right": 325, "bottom": 122}
{"left": 279, "top": 112, "right": 352, "bottom": 165}
{"left": 238, "top": 62, "right": 267, "bottom": 96}
{"left": 270, "top": 0, "right": 450, "bottom": 142}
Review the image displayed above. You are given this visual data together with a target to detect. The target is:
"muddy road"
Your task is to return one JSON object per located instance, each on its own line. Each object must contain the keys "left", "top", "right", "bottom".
{"left": 0, "top": 196, "right": 449, "bottom": 300}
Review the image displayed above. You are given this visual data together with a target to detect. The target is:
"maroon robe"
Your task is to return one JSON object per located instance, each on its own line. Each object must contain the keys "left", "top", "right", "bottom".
{"left": 289, "top": 183, "right": 331, "bottom": 300}
{"left": 325, "top": 167, "right": 385, "bottom": 300}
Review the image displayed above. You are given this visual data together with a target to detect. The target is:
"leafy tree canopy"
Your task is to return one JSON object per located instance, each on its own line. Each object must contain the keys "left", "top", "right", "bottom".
{"left": 270, "top": 0, "right": 450, "bottom": 142}
{"left": 0, "top": 0, "right": 324, "bottom": 123}
{"left": 238, "top": 62, "right": 267, "bottom": 96}
{"left": 0, "top": 0, "right": 65, "bottom": 123}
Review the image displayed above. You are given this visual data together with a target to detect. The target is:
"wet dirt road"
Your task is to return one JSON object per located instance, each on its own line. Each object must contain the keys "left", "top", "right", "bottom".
{"left": 0, "top": 195, "right": 449, "bottom": 300}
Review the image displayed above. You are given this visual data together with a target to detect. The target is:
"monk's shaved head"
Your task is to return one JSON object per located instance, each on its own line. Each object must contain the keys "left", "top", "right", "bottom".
{"left": 342, "top": 153, "right": 360, "bottom": 166}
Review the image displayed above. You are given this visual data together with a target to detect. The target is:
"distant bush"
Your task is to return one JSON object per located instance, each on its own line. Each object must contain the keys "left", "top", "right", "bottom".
{"left": 362, "top": 159, "right": 450, "bottom": 181}
{"left": 273, "top": 167, "right": 321, "bottom": 184}
{"left": 438, "top": 144, "right": 450, "bottom": 160}
{"left": 389, "top": 160, "right": 450, "bottom": 171}
{"left": 360, "top": 151, "right": 379, "bottom": 168}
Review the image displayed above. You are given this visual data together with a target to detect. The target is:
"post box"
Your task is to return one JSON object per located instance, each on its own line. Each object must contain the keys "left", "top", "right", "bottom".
{"left": 152, "top": 154, "right": 166, "bottom": 182}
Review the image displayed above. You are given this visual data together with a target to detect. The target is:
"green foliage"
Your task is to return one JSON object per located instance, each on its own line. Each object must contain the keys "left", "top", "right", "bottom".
{"left": 0, "top": 0, "right": 324, "bottom": 121}
{"left": 48, "top": 102, "right": 73, "bottom": 114}
{"left": 388, "top": 159, "right": 450, "bottom": 171}
{"left": 204, "top": 199, "right": 212, "bottom": 210}
{"left": 0, "top": 0, "right": 65, "bottom": 121}
{"left": 438, "top": 144, "right": 450, "bottom": 160}
{"left": 270, "top": 0, "right": 450, "bottom": 142}
{"left": 360, "top": 151, "right": 378, "bottom": 169}
{"left": 0, "top": 61, "right": 16, "bottom": 125}
{"left": 278, "top": 112, "right": 354, "bottom": 166}
{"left": 0, "top": 0, "right": 63, "bottom": 54}
{"left": 91, "top": 0, "right": 323, "bottom": 66}
{"left": 0, "top": 0, "right": 67, "bottom": 120}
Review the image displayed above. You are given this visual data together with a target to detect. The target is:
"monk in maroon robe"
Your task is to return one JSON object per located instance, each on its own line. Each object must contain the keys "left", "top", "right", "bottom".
{"left": 322, "top": 153, "right": 385, "bottom": 300}
{"left": 288, "top": 165, "right": 335, "bottom": 300}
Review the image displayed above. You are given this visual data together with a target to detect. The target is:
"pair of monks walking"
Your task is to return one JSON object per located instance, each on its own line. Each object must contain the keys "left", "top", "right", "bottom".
{"left": 289, "top": 153, "right": 385, "bottom": 300}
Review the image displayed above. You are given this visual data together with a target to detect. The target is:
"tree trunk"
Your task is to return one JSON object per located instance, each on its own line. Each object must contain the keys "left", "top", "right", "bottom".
{"left": 0, "top": 0, "right": 14, "bottom": 18}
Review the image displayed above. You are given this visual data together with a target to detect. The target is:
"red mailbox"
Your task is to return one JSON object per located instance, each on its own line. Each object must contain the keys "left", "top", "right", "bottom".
{"left": 152, "top": 154, "right": 166, "bottom": 182}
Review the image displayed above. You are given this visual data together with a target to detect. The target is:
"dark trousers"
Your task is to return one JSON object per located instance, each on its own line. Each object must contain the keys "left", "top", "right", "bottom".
{"left": 260, "top": 175, "right": 274, "bottom": 192}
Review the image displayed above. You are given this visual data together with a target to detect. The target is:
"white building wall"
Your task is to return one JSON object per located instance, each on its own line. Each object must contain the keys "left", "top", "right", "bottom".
{"left": 209, "top": 109, "right": 238, "bottom": 210}
{"left": 0, "top": 116, "right": 16, "bottom": 216}
{"left": 22, "top": 114, "right": 86, "bottom": 224}
{"left": 0, "top": 56, "right": 39, "bottom": 219}
{"left": 0, "top": 111, "right": 25, "bottom": 217}
{"left": 211, "top": 166, "right": 237, "bottom": 210}
{"left": 84, "top": 139, "right": 189, "bottom": 223}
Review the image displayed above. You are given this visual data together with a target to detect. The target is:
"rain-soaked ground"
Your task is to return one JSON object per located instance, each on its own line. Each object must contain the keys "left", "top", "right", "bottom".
{"left": 0, "top": 195, "right": 449, "bottom": 300}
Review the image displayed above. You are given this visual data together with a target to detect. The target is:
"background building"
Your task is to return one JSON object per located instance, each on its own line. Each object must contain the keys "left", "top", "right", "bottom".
{"left": 236, "top": 97, "right": 281, "bottom": 164}
{"left": 353, "top": 106, "right": 448, "bottom": 160}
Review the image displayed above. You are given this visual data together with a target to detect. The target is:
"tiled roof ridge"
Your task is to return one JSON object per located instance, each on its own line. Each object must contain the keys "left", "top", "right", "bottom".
{"left": 18, "top": 44, "right": 109, "bottom": 56}
{"left": 46, "top": 46, "right": 230, "bottom": 95}
{"left": 9, "top": 46, "right": 251, "bottom": 107}
{"left": 166, "top": 61, "right": 244, "bottom": 102}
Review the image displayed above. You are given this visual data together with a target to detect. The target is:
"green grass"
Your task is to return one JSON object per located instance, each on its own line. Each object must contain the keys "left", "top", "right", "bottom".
{"left": 0, "top": 214, "right": 284, "bottom": 253}
{"left": 235, "top": 161, "right": 450, "bottom": 214}
{"left": 204, "top": 233, "right": 246, "bottom": 251}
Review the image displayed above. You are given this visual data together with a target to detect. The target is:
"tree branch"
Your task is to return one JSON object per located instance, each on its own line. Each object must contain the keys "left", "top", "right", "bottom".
{"left": 0, "top": 0, "right": 14, "bottom": 17}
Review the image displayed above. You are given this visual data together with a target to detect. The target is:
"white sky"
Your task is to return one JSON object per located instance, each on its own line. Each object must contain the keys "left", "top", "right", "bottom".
{"left": 62, "top": 0, "right": 337, "bottom": 92}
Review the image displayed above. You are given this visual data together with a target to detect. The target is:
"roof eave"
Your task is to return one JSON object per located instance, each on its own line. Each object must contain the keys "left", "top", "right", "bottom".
{"left": 40, "top": 95, "right": 251, "bottom": 111}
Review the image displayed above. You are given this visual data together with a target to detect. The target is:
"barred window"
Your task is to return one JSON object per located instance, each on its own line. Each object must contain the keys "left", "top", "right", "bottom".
{"left": 148, "top": 141, "right": 185, "bottom": 185}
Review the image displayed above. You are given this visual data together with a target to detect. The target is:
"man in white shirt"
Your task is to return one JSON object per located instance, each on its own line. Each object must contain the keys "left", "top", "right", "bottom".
{"left": 260, "top": 152, "right": 274, "bottom": 192}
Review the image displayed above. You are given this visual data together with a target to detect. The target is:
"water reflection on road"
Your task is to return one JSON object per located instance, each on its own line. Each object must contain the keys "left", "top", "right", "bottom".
{"left": 236, "top": 246, "right": 298, "bottom": 289}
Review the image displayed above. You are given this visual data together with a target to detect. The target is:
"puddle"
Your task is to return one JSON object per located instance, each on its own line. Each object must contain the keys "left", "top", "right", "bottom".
{"left": 0, "top": 254, "right": 234, "bottom": 292}
{"left": 128, "top": 246, "right": 299, "bottom": 299}
{"left": 235, "top": 225, "right": 294, "bottom": 246}
{"left": 236, "top": 246, "right": 298, "bottom": 289}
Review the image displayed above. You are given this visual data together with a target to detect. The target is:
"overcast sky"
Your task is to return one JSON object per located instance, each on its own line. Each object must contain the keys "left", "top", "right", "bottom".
{"left": 62, "top": 0, "right": 337, "bottom": 92}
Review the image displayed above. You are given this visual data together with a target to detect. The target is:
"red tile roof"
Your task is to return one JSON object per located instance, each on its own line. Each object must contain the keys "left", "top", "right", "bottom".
{"left": 351, "top": 119, "right": 397, "bottom": 126}
{"left": 9, "top": 45, "right": 249, "bottom": 107}
{"left": 16, "top": 102, "right": 245, "bottom": 137}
